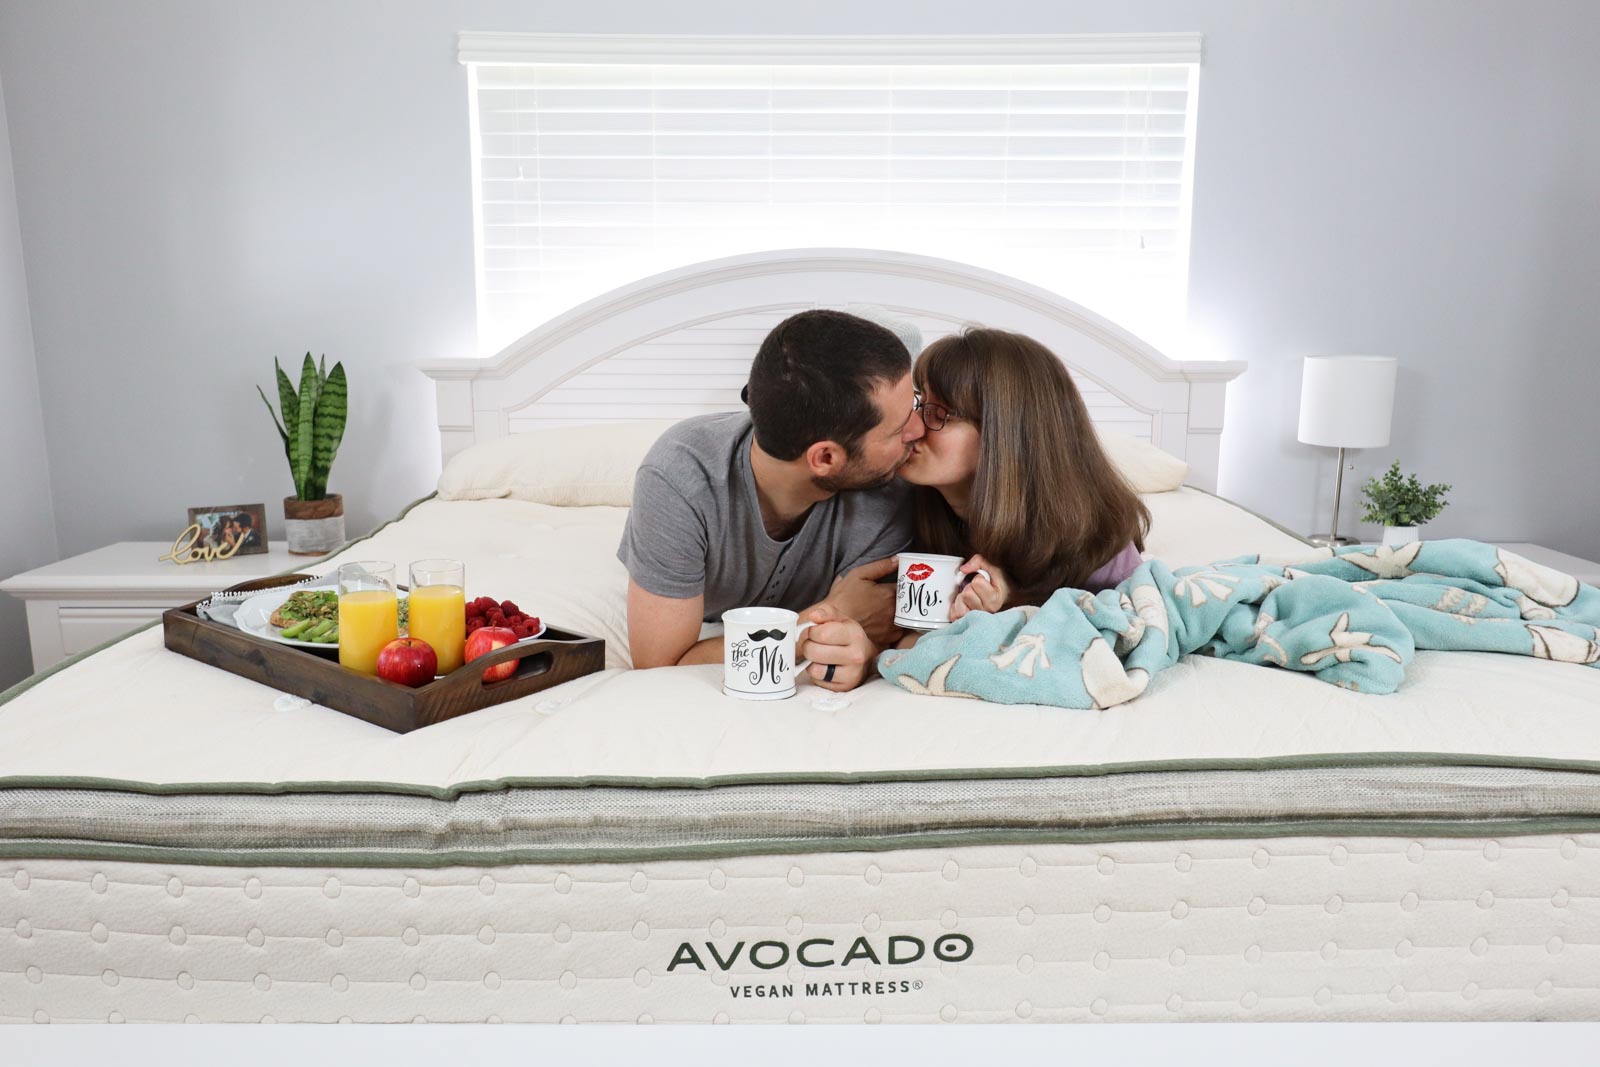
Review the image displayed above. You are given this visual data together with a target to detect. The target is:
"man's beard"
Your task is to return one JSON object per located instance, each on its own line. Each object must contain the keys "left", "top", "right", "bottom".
{"left": 814, "top": 448, "right": 909, "bottom": 493}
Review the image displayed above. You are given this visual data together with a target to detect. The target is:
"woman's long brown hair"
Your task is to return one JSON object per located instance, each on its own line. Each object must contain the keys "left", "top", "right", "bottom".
{"left": 912, "top": 328, "right": 1150, "bottom": 606}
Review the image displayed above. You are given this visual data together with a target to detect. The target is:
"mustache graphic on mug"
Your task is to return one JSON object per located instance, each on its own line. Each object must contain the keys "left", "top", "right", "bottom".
{"left": 722, "top": 608, "right": 817, "bottom": 701}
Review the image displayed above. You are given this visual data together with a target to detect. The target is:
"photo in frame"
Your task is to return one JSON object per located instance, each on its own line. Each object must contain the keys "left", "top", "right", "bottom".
{"left": 186, "top": 503, "right": 269, "bottom": 556}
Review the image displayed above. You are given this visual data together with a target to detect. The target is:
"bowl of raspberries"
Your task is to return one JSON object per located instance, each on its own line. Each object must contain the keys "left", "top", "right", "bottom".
{"left": 465, "top": 596, "right": 544, "bottom": 641}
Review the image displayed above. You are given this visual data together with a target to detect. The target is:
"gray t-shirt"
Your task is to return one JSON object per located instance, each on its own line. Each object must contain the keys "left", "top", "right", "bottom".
{"left": 617, "top": 413, "right": 913, "bottom": 622}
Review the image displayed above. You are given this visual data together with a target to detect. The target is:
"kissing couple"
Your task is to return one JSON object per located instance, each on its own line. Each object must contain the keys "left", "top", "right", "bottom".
{"left": 618, "top": 308, "right": 1148, "bottom": 692}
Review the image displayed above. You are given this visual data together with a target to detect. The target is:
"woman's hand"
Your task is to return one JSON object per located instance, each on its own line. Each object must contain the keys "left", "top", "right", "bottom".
{"left": 948, "top": 554, "right": 1010, "bottom": 621}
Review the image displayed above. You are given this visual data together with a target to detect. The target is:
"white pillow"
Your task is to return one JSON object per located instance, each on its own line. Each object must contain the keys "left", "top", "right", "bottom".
{"left": 845, "top": 302, "right": 924, "bottom": 356}
{"left": 437, "top": 420, "right": 678, "bottom": 506}
{"left": 1097, "top": 429, "right": 1191, "bottom": 493}
{"left": 437, "top": 421, "right": 1189, "bottom": 505}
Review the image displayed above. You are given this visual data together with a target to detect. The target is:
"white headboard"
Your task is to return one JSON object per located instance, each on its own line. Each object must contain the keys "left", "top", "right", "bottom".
{"left": 419, "top": 249, "right": 1245, "bottom": 492}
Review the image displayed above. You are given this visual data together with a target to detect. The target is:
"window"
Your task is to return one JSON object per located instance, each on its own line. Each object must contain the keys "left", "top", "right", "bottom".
{"left": 464, "top": 34, "right": 1201, "bottom": 355}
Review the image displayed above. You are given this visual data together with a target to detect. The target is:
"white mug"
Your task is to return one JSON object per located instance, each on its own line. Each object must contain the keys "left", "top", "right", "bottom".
{"left": 895, "top": 553, "right": 991, "bottom": 630}
{"left": 722, "top": 607, "right": 817, "bottom": 700}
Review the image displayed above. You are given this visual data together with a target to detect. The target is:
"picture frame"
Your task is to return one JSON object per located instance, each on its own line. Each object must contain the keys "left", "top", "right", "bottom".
{"left": 186, "top": 503, "right": 269, "bottom": 556}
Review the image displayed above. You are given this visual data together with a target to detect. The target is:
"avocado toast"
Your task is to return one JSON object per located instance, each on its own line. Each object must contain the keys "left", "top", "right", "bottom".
{"left": 269, "top": 589, "right": 339, "bottom": 629}
{"left": 268, "top": 588, "right": 408, "bottom": 644}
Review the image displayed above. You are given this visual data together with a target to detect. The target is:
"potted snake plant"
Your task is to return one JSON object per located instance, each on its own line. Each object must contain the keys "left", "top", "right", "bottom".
{"left": 257, "top": 353, "right": 348, "bottom": 555}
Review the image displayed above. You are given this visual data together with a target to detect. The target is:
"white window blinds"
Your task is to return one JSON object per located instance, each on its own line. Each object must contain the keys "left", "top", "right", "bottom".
{"left": 467, "top": 39, "right": 1200, "bottom": 355}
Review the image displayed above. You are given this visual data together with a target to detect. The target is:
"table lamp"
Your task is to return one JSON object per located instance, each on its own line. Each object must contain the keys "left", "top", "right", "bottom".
{"left": 1297, "top": 354, "right": 1398, "bottom": 547}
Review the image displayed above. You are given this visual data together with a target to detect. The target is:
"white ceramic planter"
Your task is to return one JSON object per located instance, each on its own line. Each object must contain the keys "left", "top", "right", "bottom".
{"left": 283, "top": 493, "right": 345, "bottom": 556}
{"left": 1382, "top": 524, "right": 1420, "bottom": 548}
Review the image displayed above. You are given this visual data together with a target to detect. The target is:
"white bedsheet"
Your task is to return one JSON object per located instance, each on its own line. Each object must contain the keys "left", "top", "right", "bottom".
{"left": 2, "top": 490, "right": 1598, "bottom": 789}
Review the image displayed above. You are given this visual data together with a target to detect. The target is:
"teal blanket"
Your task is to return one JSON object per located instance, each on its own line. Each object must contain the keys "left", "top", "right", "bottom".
{"left": 876, "top": 541, "right": 1600, "bottom": 708}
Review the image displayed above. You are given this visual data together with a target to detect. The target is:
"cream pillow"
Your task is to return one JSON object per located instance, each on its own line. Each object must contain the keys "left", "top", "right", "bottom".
{"left": 437, "top": 420, "right": 1189, "bottom": 505}
{"left": 845, "top": 302, "right": 924, "bottom": 356}
{"left": 436, "top": 420, "right": 679, "bottom": 506}
{"left": 1097, "top": 429, "right": 1190, "bottom": 493}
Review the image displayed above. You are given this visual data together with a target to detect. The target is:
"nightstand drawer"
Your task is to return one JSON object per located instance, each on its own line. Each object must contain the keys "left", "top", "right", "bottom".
{"left": 58, "top": 606, "right": 167, "bottom": 656}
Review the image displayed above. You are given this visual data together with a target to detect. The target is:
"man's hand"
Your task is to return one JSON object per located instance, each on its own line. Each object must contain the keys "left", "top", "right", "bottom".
{"left": 796, "top": 603, "right": 878, "bottom": 692}
{"left": 824, "top": 555, "right": 902, "bottom": 648}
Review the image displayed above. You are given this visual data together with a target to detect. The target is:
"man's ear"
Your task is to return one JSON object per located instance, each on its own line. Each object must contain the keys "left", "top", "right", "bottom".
{"left": 804, "top": 439, "right": 848, "bottom": 478}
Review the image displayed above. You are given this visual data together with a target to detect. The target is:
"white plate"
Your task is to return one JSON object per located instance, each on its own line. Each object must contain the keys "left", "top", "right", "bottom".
{"left": 235, "top": 587, "right": 408, "bottom": 650}
{"left": 480, "top": 620, "right": 548, "bottom": 643}
{"left": 235, "top": 587, "right": 546, "bottom": 651}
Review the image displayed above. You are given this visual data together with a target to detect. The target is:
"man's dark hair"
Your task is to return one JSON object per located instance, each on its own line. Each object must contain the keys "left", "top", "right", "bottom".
{"left": 744, "top": 309, "right": 911, "bottom": 461}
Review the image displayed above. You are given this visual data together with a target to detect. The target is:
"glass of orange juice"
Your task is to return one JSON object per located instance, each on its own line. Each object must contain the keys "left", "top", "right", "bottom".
{"left": 337, "top": 561, "right": 398, "bottom": 675}
{"left": 408, "top": 559, "right": 466, "bottom": 675}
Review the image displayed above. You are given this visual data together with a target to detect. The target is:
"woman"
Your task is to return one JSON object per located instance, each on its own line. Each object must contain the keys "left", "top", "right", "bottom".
{"left": 898, "top": 327, "right": 1150, "bottom": 622}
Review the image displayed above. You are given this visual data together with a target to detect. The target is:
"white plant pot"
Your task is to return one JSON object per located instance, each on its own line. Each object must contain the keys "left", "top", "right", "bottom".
{"left": 284, "top": 493, "right": 346, "bottom": 556}
{"left": 1382, "top": 524, "right": 1420, "bottom": 548}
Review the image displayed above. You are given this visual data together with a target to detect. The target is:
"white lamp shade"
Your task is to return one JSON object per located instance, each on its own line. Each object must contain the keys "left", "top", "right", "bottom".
{"left": 1296, "top": 355, "right": 1398, "bottom": 448}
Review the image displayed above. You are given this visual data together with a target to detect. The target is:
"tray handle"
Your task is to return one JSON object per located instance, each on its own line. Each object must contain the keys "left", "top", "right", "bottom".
{"left": 449, "top": 634, "right": 581, "bottom": 695}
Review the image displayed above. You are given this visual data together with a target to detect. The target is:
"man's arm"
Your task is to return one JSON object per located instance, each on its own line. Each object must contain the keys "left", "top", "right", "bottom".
{"left": 626, "top": 580, "right": 722, "bottom": 668}
{"left": 618, "top": 462, "right": 716, "bottom": 667}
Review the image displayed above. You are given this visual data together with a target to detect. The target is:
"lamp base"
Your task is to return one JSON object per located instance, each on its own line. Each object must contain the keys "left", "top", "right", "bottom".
{"left": 1307, "top": 534, "right": 1358, "bottom": 549}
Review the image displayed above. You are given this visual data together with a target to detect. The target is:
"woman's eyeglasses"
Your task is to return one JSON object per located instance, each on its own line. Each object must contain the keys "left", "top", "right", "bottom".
{"left": 913, "top": 390, "right": 968, "bottom": 432}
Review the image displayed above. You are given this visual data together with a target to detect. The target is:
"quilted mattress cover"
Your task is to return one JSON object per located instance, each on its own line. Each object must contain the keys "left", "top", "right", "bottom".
{"left": 3, "top": 489, "right": 1600, "bottom": 1021}
{"left": 5, "top": 836, "right": 1598, "bottom": 1023}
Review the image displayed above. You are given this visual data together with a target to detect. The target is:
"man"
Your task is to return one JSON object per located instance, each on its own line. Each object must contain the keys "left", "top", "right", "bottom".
{"left": 618, "top": 309, "right": 927, "bottom": 691}
{"left": 227, "top": 512, "right": 260, "bottom": 550}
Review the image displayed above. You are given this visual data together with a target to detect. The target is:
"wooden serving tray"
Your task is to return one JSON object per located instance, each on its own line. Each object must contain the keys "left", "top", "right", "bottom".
{"left": 162, "top": 573, "right": 605, "bottom": 733}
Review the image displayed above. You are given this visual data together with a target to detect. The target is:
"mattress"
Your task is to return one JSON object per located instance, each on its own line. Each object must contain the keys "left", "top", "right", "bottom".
{"left": 7, "top": 836, "right": 1598, "bottom": 1024}
{"left": 4, "top": 489, "right": 1600, "bottom": 1022}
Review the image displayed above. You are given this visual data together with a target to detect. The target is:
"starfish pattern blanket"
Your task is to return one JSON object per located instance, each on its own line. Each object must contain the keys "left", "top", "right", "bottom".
{"left": 875, "top": 541, "right": 1600, "bottom": 708}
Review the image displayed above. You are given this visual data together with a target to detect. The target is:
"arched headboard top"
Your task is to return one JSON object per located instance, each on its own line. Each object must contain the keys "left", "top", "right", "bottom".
{"left": 420, "top": 248, "right": 1244, "bottom": 491}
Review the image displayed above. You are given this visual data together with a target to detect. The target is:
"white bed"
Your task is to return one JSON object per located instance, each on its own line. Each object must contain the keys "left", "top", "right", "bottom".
{"left": 3, "top": 250, "right": 1599, "bottom": 1024}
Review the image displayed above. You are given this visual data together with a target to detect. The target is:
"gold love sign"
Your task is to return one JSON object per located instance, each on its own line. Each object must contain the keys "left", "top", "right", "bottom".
{"left": 159, "top": 523, "right": 245, "bottom": 565}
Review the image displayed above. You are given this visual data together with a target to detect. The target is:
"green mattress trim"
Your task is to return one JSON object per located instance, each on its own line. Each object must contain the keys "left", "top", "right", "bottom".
{"left": 4, "top": 750, "right": 1600, "bottom": 798}
{"left": 5, "top": 817, "right": 1600, "bottom": 868}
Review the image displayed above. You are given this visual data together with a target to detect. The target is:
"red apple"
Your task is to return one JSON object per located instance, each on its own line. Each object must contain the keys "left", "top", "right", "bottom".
{"left": 465, "top": 626, "right": 519, "bottom": 682}
{"left": 376, "top": 637, "right": 437, "bottom": 688}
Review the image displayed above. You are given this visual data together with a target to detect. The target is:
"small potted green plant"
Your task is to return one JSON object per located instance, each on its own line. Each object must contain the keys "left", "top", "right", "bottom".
{"left": 258, "top": 353, "right": 348, "bottom": 555}
{"left": 1359, "top": 460, "right": 1450, "bottom": 548}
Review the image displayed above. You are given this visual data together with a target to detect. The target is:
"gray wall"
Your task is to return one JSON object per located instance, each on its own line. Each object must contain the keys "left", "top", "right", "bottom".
{"left": 0, "top": 2, "right": 1595, "bottom": 620}
{"left": 0, "top": 64, "right": 58, "bottom": 691}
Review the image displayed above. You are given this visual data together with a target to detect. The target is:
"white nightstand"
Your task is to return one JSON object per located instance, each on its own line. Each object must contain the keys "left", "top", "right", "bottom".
{"left": 0, "top": 543, "right": 326, "bottom": 673}
{"left": 1495, "top": 543, "right": 1600, "bottom": 588}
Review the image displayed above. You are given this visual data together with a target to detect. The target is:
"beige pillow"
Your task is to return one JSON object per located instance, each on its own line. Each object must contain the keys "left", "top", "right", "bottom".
{"left": 845, "top": 302, "right": 924, "bottom": 356}
{"left": 437, "top": 420, "right": 679, "bottom": 506}
{"left": 437, "top": 420, "right": 1189, "bottom": 505}
{"left": 1097, "top": 429, "right": 1191, "bottom": 493}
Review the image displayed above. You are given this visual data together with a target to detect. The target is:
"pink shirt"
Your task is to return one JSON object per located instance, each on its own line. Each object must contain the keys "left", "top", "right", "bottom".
{"left": 1083, "top": 541, "right": 1143, "bottom": 593}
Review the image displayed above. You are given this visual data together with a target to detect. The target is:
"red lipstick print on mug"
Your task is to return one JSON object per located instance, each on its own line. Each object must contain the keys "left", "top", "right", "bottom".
{"left": 906, "top": 563, "right": 935, "bottom": 582}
